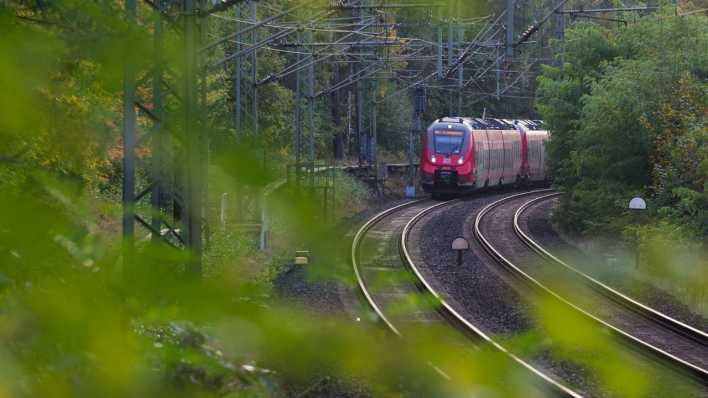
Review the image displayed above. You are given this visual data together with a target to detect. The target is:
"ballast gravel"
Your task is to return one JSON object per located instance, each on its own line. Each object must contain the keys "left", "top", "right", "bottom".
{"left": 523, "top": 198, "right": 708, "bottom": 332}
{"left": 406, "top": 190, "right": 605, "bottom": 397}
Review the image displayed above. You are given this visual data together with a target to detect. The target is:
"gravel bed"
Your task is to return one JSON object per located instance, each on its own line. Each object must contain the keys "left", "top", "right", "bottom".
{"left": 523, "top": 198, "right": 708, "bottom": 332}
{"left": 405, "top": 190, "right": 603, "bottom": 396}
{"left": 408, "top": 193, "right": 533, "bottom": 335}
{"left": 273, "top": 263, "right": 347, "bottom": 315}
{"left": 271, "top": 197, "right": 422, "bottom": 398}
{"left": 274, "top": 195, "right": 420, "bottom": 317}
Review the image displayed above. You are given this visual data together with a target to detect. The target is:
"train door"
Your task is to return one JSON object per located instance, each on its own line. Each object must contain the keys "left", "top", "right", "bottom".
{"left": 527, "top": 135, "right": 537, "bottom": 180}
{"left": 501, "top": 130, "right": 517, "bottom": 183}
{"left": 527, "top": 132, "right": 543, "bottom": 181}
{"left": 487, "top": 130, "right": 502, "bottom": 185}
{"left": 539, "top": 132, "right": 549, "bottom": 180}
{"left": 500, "top": 130, "right": 507, "bottom": 184}
{"left": 473, "top": 130, "right": 488, "bottom": 189}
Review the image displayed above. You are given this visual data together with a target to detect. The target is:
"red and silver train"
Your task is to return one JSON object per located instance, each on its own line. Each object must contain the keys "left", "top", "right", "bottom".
{"left": 420, "top": 117, "right": 550, "bottom": 194}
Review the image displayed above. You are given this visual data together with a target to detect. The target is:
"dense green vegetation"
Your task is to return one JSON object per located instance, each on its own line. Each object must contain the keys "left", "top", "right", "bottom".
{"left": 0, "top": 2, "right": 533, "bottom": 397}
{"left": 537, "top": 10, "right": 707, "bottom": 239}
{"left": 536, "top": 9, "right": 708, "bottom": 310}
{"left": 1, "top": 1, "right": 706, "bottom": 397}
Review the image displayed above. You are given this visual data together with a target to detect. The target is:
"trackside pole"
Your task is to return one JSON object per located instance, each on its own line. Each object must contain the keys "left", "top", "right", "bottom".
{"left": 407, "top": 84, "right": 426, "bottom": 198}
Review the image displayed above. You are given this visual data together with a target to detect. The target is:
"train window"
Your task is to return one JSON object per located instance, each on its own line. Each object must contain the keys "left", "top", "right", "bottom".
{"left": 433, "top": 132, "right": 464, "bottom": 155}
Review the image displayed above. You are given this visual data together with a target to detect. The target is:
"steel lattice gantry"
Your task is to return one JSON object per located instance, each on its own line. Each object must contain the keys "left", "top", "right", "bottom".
{"left": 122, "top": 0, "right": 220, "bottom": 278}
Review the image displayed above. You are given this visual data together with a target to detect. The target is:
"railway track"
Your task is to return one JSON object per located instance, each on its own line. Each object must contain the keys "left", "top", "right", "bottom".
{"left": 351, "top": 195, "right": 582, "bottom": 397}
{"left": 475, "top": 190, "right": 708, "bottom": 387}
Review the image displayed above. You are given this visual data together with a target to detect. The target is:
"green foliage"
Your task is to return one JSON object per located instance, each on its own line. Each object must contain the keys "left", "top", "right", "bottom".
{"left": 3, "top": 2, "right": 705, "bottom": 397}
{"left": 536, "top": 13, "right": 708, "bottom": 240}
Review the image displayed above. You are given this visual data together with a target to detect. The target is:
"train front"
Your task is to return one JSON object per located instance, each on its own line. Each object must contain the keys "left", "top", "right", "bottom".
{"left": 420, "top": 118, "right": 475, "bottom": 194}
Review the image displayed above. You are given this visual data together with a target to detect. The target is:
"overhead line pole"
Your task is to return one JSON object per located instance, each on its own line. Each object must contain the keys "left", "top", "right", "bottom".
{"left": 122, "top": 0, "right": 137, "bottom": 259}
{"left": 200, "top": 0, "right": 210, "bottom": 252}
{"left": 307, "top": 29, "right": 315, "bottom": 185}
{"left": 506, "top": 0, "right": 514, "bottom": 58}
{"left": 356, "top": 0, "right": 366, "bottom": 165}
{"left": 436, "top": 8, "right": 443, "bottom": 78}
{"left": 250, "top": 0, "right": 258, "bottom": 139}
{"left": 447, "top": 1, "right": 454, "bottom": 115}
{"left": 457, "top": 19, "right": 464, "bottom": 115}
{"left": 150, "top": 0, "right": 165, "bottom": 241}
{"left": 555, "top": 0, "right": 565, "bottom": 67}
{"left": 235, "top": 4, "right": 242, "bottom": 132}
{"left": 184, "top": 0, "right": 202, "bottom": 277}
{"left": 295, "top": 29, "right": 302, "bottom": 187}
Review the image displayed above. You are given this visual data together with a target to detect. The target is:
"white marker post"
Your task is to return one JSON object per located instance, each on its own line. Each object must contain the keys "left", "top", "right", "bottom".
{"left": 629, "top": 197, "right": 646, "bottom": 268}
{"left": 451, "top": 237, "right": 470, "bottom": 266}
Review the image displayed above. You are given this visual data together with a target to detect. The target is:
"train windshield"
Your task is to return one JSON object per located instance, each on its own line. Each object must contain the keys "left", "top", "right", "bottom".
{"left": 433, "top": 131, "right": 465, "bottom": 155}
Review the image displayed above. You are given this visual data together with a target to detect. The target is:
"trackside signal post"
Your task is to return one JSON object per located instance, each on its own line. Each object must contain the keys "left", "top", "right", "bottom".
{"left": 629, "top": 197, "right": 646, "bottom": 268}
{"left": 407, "top": 84, "right": 426, "bottom": 198}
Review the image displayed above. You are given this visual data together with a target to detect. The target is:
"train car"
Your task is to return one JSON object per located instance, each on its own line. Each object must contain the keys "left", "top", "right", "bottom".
{"left": 514, "top": 119, "right": 549, "bottom": 182}
{"left": 420, "top": 117, "right": 549, "bottom": 195}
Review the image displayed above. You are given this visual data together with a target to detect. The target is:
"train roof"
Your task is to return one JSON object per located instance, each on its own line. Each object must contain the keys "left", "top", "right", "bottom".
{"left": 514, "top": 119, "right": 545, "bottom": 130}
{"left": 433, "top": 117, "right": 545, "bottom": 131}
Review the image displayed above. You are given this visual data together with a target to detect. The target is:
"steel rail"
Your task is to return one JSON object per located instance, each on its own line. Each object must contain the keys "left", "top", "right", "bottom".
{"left": 351, "top": 195, "right": 581, "bottom": 397}
{"left": 514, "top": 193, "right": 708, "bottom": 354}
{"left": 474, "top": 190, "right": 708, "bottom": 385}
{"left": 350, "top": 199, "right": 426, "bottom": 335}
{"left": 400, "top": 195, "right": 582, "bottom": 398}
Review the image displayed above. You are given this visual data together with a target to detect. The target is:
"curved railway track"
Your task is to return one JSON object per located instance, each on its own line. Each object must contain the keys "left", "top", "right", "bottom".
{"left": 351, "top": 195, "right": 582, "bottom": 397}
{"left": 475, "top": 190, "right": 708, "bottom": 387}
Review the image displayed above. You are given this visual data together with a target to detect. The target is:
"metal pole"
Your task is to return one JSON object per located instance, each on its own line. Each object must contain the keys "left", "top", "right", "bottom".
{"left": 234, "top": 5, "right": 243, "bottom": 223}
{"left": 406, "top": 110, "right": 416, "bottom": 198}
{"left": 259, "top": 196, "right": 268, "bottom": 250}
{"left": 371, "top": 80, "right": 377, "bottom": 166}
{"left": 235, "top": 5, "right": 241, "bottom": 131}
{"left": 357, "top": 1, "right": 366, "bottom": 165}
{"left": 495, "top": 46, "right": 501, "bottom": 100}
{"left": 201, "top": 1, "right": 210, "bottom": 252}
{"left": 184, "top": 0, "right": 202, "bottom": 277}
{"left": 347, "top": 67, "right": 352, "bottom": 158}
{"left": 457, "top": 24, "right": 464, "bottom": 116}
{"left": 219, "top": 193, "right": 228, "bottom": 229}
{"left": 295, "top": 31, "right": 302, "bottom": 187}
{"left": 506, "top": 0, "right": 514, "bottom": 58}
{"left": 448, "top": 19, "right": 454, "bottom": 116}
{"left": 151, "top": 0, "right": 164, "bottom": 241}
{"left": 447, "top": 16, "right": 454, "bottom": 66}
{"left": 123, "top": 0, "right": 137, "bottom": 249}
{"left": 250, "top": 0, "right": 258, "bottom": 136}
{"left": 436, "top": 5, "right": 443, "bottom": 79}
{"left": 436, "top": 27, "right": 443, "bottom": 78}
{"left": 635, "top": 210, "right": 641, "bottom": 268}
{"left": 356, "top": 68, "right": 365, "bottom": 165}
{"left": 307, "top": 31, "right": 315, "bottom": 184}
{"left": 558, "top": 0, "right": 565, "bottom": 67}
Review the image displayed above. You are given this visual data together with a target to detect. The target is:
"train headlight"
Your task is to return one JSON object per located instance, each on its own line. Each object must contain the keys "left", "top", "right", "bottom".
{"left": 431, "top": 156, "right": 436, "bottom": 163}
{"left": 458, "top": 157, "right": 464, "bottom": 165}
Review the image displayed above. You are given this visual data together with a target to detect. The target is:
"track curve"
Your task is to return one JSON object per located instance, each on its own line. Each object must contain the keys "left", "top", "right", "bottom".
{"left": 474, "top": 190, "right": 708, "bottom": 387}
{"left": 352, "top": 195, "right": 582, "bottom": 397}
